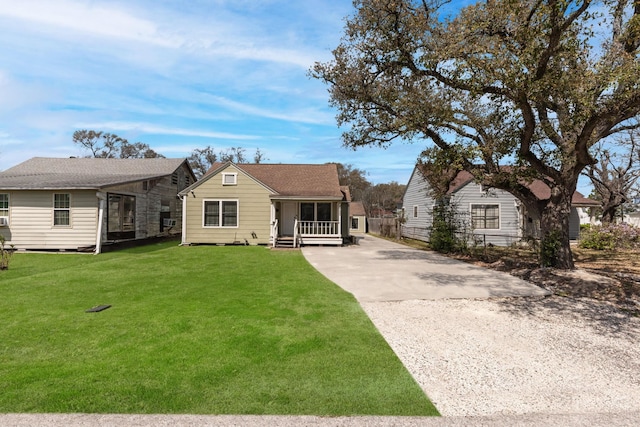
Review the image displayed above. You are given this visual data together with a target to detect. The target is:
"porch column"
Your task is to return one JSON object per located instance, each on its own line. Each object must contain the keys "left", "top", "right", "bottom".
{"left": 270, "top": 201, "right": 276, "bottom": 244}
{"left": 338, "top": 202, "right": 342, "bottom": 237}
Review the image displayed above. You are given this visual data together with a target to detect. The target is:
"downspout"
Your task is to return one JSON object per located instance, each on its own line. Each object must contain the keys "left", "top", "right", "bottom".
{"left": 179, "top": 194, "right": 187, "bottom": 245}
{"left": 95, "top": 192, "right": 107, "bottom": 255}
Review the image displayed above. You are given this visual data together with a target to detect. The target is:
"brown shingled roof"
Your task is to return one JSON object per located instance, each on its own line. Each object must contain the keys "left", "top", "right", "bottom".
{"left": 205, "top": 163, "right": 345, "bottom": 199}
{"left": 443, "top": 169, "right": 597, "bottom": 206}
{"left": 350, "top": 201, "right": 366, "bottom": 216}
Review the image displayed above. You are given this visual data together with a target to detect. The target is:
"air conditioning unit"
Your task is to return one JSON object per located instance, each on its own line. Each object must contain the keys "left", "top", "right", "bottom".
{"left": 163, "top": 218, "right": 177, "bottom": 227}
{"left": 0, "top": 217, "right": 8, "bottom": 227}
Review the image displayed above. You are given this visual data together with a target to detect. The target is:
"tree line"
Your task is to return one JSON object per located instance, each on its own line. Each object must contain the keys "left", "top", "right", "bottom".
{"left": 72, "top": 130, "right": 266, "bottom": 178}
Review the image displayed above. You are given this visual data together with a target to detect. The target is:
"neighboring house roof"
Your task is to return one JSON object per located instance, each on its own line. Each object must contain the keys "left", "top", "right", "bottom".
{"left": 0, "top": 157, "right": 191, "bottom": 190}
{"left": 191, "top": 162, "right": 345, "bottom": 199}
{"left": 418, "top": 167, "right": 598, "bottom": 207}
{"left": 350, "top": 201, "right": 366, "bottom": 216}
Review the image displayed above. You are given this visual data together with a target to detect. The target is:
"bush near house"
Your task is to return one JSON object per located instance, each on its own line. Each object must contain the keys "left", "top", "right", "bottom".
{"left": 579, "top": 223, "right": 640, "bottom": 250}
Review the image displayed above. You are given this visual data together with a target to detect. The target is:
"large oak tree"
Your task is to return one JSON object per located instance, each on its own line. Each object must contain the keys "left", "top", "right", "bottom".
{"left": 312, "top": 0, "right": 640, "bottom": 268}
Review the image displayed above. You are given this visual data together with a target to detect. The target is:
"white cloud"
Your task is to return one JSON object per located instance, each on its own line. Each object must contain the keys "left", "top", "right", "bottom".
{"left": 75, "top": 121, "right": 261, "bottom": 140}
{"left": 0, "top": 0, "right": 179, "bottom": 48}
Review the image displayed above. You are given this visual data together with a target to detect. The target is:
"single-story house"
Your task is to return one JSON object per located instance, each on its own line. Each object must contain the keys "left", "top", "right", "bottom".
{"left": 0, "top": 157, "right": 195, "bottom": 252}
{"left": 402, "top": 166, "right": 598, "bottom": 246}
{"left": 349, "top": 201, "right": 367, "bottom": 234}
{"left": 179, "top": 162, "right": 351, "bottom": 248}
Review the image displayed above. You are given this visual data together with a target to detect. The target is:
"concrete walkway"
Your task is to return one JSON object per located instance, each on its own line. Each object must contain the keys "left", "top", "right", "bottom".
{"left": 301, "top": 235, "right": 550, "bottom": 301}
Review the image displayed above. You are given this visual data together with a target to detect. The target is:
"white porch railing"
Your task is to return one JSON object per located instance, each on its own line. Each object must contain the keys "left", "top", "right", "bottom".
{"left": 298, "top": 221, "right": 340, "bottom": 236}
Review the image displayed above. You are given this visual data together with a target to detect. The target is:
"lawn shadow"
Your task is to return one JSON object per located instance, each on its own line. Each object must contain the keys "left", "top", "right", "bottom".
{"left": 102, "top": 236, "right": 181, "bottom": 254}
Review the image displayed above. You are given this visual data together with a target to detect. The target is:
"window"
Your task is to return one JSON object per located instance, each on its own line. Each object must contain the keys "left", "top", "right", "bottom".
{"left": 413, "top": 205, "right": 418, "bottom": 218}
{"left": 53, "top": 193, "right": 70, "bottom": 226}
{"left": 300, "top": 202, "right": 332, "bottom": 221}
{"left": 222, "top": 173, "right": 237, "bottom": 185}
{"left": 107, "top": 194, "right": 136, "bottom": 239}
{"left": 317, "top": 203, "right": 332, "bottom": 221}
{"left": 471, "top": 204, "right": 500, "bottom": 229}
{"left": 300, "top": 202, "right": 314, "bottom": 221}
{"left": 203, "top": 200, "right": 238, "bottom": 227}
{"left": 0, "top": 194, "right": 8, "bottom": 217}
{"left": 351, "top": 217, "right": 359, "bottom": 230}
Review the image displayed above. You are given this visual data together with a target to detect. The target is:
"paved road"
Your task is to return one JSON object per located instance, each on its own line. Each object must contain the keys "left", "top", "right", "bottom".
{"left": 302, "top": 235, "right": 550, "bottom": 301}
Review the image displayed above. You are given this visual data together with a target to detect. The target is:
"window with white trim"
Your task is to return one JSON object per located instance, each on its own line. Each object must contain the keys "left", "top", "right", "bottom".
{"left": 203, "top": 200, "right": 238, "bottom": 227}
{"left": 471, "top": 204, "right": 499, "bottom": 229}
{"left": 413, "top": 205, "right": 418, "bottom": 218}
{"left": 0, "top": 194, "right": 8, "bottom": 217}
{"left": 351, "top": 217, "right": 359, "bottom": 229}
{"left": 53, "top": 193, "right": 71, "bottom": 226}
{"left": 222, "top": 173, "right": 237, "bottom": 185}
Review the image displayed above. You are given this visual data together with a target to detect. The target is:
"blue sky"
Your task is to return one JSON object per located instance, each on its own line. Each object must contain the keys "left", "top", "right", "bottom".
{"left": 0, "top": 0, "right": 428, "bottom": 185}
{"left": 0, "top": 0, "right": 595, "bottom": 194}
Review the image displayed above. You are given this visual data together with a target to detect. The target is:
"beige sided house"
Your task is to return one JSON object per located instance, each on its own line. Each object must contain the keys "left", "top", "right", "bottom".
{"left": 349, "top": 201, "right": 367, "bottom": 234}
{"left": 179, "top": 162, "right": 351, "bottom": 248}
{"left": 0, "top": 157, "right": 195, "bottom": 252}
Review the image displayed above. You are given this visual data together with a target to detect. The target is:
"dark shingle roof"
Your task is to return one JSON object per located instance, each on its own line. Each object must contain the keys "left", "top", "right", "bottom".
{"left": 202, "top": 163, "right": 345, "bottom": 199}
{"left": 443, "top": 169, "right": 597, "bottom": 206}
{"left": 0, "top": 157, "right": 188, "bottom": 190}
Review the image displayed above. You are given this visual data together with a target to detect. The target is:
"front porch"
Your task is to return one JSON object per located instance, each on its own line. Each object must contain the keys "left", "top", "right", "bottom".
{"left": 271, "top": 219, "right": 343, "bottom": 248}
{"left": 270, "top": 200, "right": 347, "bottom": 248}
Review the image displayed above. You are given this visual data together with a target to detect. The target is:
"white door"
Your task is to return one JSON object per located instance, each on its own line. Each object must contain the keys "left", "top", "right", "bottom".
{"left": 281, "top": 202, "right": 296, "bottom": 235}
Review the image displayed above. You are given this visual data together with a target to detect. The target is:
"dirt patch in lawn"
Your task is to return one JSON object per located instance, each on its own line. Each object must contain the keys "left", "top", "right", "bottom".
{"left": 447, "top": 246, "right": 640, "bottom": 316}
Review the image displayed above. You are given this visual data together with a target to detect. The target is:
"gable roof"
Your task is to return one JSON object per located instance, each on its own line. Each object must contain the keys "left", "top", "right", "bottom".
{"left": 414, "top": 166, "right": 597, "bottom": 206}
{"left": 0, "top": 157, "right": 191, "bottom": 190}
{"left": 189, "top": 162, "right": 345, "bottom": 199}
{"left": 350, "top": 201, "right": 366, "bottom": 216}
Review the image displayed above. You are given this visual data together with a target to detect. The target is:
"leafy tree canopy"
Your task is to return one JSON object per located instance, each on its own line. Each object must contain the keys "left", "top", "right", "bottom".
{"left": 312, "top": 0, "right": 640, "bottom": 268}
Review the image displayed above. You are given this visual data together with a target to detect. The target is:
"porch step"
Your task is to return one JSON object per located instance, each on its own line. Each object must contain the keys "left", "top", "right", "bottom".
{"left": 275, "top": 237, "right": 296, "bottom": 248}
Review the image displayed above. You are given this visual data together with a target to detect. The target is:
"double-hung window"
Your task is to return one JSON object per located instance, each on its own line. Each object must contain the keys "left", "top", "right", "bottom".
{"left": 53, "top": 193, "right": 71, "bottom": 226}
{"left": 204, "top": 200, "right": 238, "bottom": 227}
{"left": 471, "top": 204, "right": 499, "bottom": 229}
{"left": 0, "top": 194, "right": 8, "bottom": 217}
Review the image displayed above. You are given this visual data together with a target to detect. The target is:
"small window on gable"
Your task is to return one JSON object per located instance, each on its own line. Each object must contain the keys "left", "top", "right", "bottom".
{"left": 222, "top": 173, "right": 237, "bottom": 185}
{"left": 413, "top": 205, "right": 418, "bottom": 218}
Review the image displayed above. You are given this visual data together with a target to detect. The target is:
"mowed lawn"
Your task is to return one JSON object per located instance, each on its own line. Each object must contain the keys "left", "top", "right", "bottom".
{"left": 0, "top": 243, "right": 438, "bottom": 416}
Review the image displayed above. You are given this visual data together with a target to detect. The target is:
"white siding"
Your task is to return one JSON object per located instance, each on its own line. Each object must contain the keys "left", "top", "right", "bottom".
{"left": 401, "top": 167, "right": 435, "bottom": 242}
{"left": 0, "top": 190, "right": 98, "bottom": 250}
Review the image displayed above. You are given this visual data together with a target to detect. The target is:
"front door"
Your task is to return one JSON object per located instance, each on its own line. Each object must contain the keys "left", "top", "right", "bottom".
{"left": 281, "top": 202, "right": 296, "bottom": 236}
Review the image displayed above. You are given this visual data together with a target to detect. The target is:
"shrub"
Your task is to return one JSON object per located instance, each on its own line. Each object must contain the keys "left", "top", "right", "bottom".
{"left": 579, "top": 223, "right": 640, "bottom": 250}
{"left": 0, "top": 235, "right": 16, "bottom": 270}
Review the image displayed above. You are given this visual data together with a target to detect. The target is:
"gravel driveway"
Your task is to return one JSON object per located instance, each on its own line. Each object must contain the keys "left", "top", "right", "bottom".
{"left": 304, "top": 236, "right": 640, "bottom": 419}
{"left": 363, "top": 297, "right": 640, "bottom": 417}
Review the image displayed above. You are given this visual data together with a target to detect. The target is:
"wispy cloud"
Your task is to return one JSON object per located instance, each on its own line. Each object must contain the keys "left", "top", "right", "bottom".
{"left": 75, "top": 122, "right": 261, "bottom": 140}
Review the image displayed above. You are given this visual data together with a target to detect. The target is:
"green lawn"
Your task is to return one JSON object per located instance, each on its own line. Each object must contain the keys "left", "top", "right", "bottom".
{"left": 0, "top": 243, "right": 438, "bottom": 416}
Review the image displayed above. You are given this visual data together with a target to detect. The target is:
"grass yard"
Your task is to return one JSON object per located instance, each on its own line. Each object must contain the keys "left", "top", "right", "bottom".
{"left": 0, "top": 243, "right": 438, "bottom": 416}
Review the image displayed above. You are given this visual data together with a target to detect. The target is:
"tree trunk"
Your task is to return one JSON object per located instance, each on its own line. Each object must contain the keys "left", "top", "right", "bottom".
{"left": 539, "top": 190, "right": 575, "bottom": 269}
{"left": 601, "top": 205, "right": 617, "bottom": 224}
